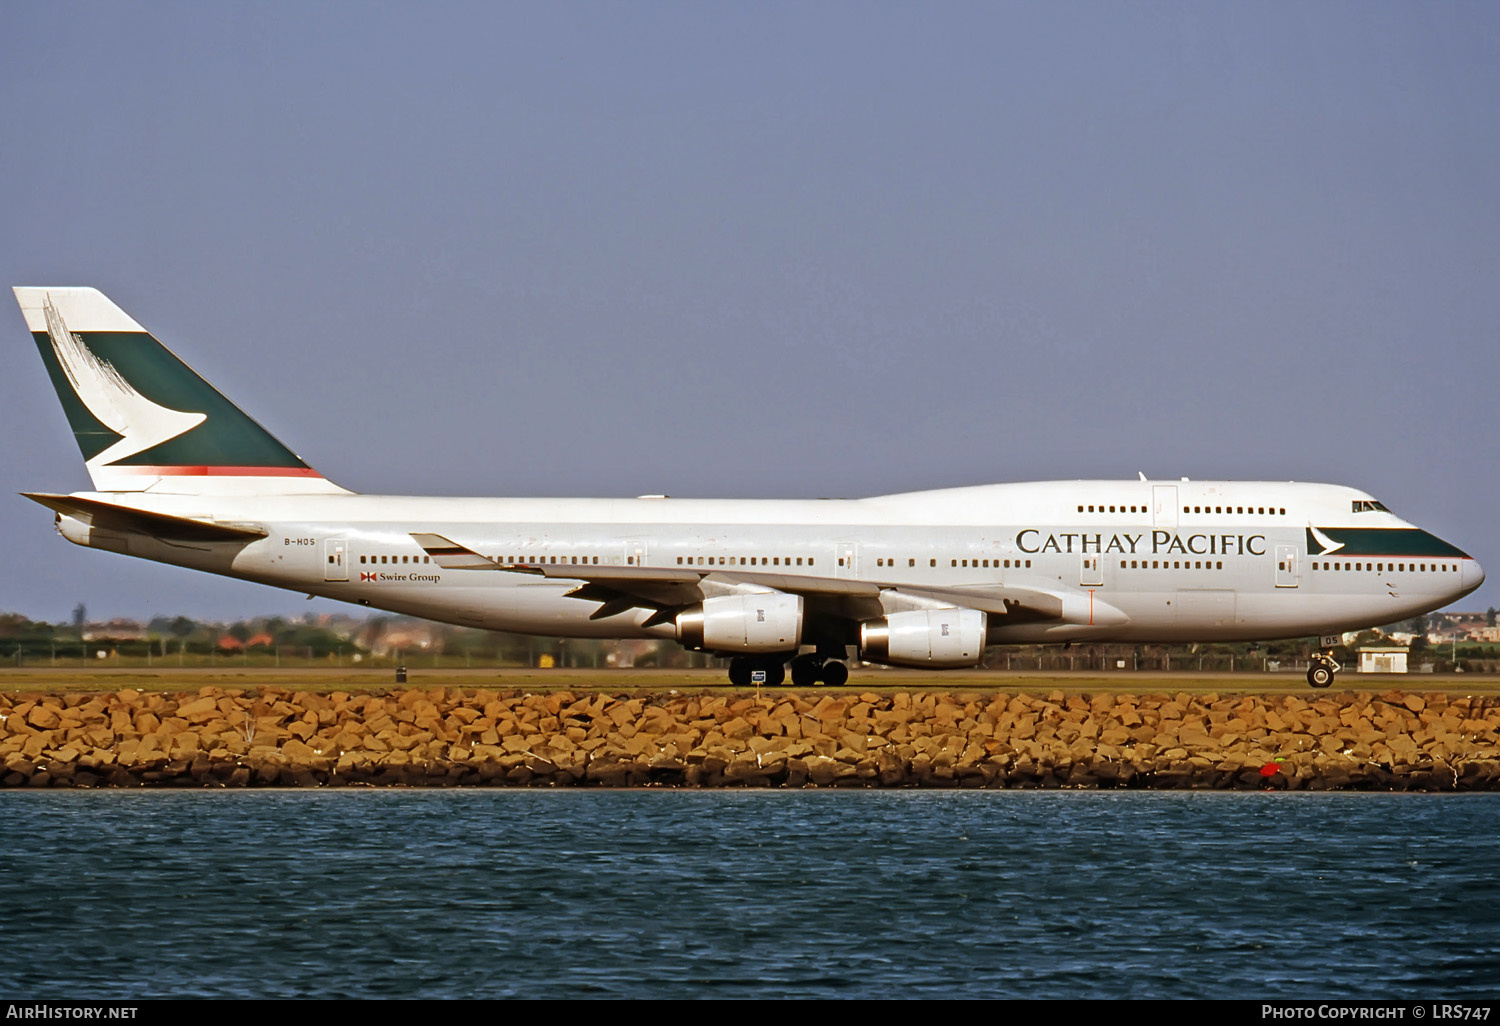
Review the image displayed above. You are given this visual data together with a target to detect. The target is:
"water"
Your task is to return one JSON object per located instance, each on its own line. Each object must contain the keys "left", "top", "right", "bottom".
{"left": 2, "top": 791, "right": 1496, "bottom": 998}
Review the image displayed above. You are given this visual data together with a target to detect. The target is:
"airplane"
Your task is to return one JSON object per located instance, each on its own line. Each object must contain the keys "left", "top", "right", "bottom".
{"left": 13, "top": 287, "right": 1485, "bottom": 689}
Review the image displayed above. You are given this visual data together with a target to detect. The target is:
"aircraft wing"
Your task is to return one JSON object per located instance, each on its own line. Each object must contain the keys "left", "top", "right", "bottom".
{"left": 410, "top": 532, "right": 1065, "bottom": 626}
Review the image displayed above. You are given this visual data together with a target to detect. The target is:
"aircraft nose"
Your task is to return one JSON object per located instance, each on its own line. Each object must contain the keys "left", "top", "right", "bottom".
{"left": 1466, "top": 558, "right": 1486, "bottom": 593}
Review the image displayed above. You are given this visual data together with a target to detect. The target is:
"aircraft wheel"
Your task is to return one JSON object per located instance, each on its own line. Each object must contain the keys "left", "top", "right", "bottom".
{"left": 728, "top": 658, "right": 751, "bottom": 687}
{"left": 819, "top": 660, "right": 849, "bottom": 687}
{"left": 790, "top": 656, "right": 821, "bottom": 687}
{"left": 1307, "top": 664, "right": 1334, "bottom": 689}
{"left": 763, "top": 660, "right": 786, "bottom": 687}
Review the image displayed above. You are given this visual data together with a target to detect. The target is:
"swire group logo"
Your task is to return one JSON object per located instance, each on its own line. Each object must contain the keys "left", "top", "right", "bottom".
{"left": 360, "top": 572, "right": 378, "bottom": 582}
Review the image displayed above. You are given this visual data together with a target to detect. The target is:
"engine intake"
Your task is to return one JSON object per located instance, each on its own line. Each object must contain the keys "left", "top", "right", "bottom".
{"left": 859, "top": 608, "right": 987, "bottom": 668}
{"left": 677, "top": 593, "right": 803, "bottom": 653}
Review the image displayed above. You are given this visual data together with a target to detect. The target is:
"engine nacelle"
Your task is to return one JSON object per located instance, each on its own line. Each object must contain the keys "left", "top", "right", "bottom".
{"left": 676, "top": 593, "right": 804, "bottom": 653}
{"left": 859, "top": 608, "right": 987, "bottom": 668}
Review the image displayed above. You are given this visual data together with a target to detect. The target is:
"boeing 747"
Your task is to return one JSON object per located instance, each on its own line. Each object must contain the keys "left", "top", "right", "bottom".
{"left": 14, "top": 287, "right": 1484, "bottom": 687}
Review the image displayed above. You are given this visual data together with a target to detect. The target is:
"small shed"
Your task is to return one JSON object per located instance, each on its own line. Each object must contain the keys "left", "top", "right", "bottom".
{"left": 1357, "top": 646, "right": 1409, "bottom": 674}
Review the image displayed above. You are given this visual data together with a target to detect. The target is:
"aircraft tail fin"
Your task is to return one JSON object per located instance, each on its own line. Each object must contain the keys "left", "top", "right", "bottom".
{"left": 14, "top": 287, "right": 349, "bottom": 495}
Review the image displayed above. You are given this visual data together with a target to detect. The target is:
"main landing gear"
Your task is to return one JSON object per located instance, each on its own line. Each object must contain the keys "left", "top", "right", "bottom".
{"left": 727, "top": 657, "right": 782, "bottom": 687}
{"left": 1307, "top": 651, "right": 1340, "bottom": 689}
{"left": 727, "top": 654, "right": 849, "bottom": 687}
{"left": 790, "top": 654, "right": 849, "bottom": 687}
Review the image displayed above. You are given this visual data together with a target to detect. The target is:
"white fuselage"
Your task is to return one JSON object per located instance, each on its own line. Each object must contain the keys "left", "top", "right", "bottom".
{"left": 56, "top": 479, "right": 1484, "bottom": 647}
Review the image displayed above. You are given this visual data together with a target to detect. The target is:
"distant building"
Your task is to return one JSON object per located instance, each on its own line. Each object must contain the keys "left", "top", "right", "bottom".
{"left": 1358, "top": 646, "right": 1409, "bottom": 673}
{"left": 217, "top": 633, "right": 274, "bottom": 651}
{"left": 362, "top": 624, "right": 438, "bottom": 657}
{"left": 81, "top": 619, "right": 145, "bottom": 642}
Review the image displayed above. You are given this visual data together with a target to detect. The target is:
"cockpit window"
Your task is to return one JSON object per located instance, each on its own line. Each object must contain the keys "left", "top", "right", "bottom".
{"left": 1352, "top": 500, "right": 1391, "bottom": 513}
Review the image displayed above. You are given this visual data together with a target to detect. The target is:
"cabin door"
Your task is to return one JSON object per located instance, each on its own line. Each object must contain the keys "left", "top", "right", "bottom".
{"left": 1153, "top": 485, "right": 1178, "bottom": 530}
{"left": 624, "top": 539, "right": 648, "bottom": 567}
{"left": 323, "top": 537, "right": 349, "bottom": 582}
{"left": 1275, "top": 544, "right": 1299, "bottom": 588}
{"left": 1080, "top": 555, "right": 1103, "bottom": 587}
{"left": 835, "top": 541, "right": 859, "bottom": 578}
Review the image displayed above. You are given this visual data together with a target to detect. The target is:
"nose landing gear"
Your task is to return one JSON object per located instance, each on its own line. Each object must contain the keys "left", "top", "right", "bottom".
{"left": 1307, "top": 651, "right": 1340, "bottom": 688}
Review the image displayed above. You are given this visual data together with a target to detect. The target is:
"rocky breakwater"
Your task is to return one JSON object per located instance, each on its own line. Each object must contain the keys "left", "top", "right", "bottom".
{"left": 2, "top": 686, "right": 1498, "bottom": 789}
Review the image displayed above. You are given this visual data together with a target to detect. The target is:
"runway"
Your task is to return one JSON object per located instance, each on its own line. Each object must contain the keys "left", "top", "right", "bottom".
{"left": 4, "top": 664, "right": 1499, "bottom": 696}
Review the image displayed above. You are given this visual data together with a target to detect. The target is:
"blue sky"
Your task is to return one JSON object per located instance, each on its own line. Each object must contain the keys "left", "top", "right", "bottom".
{"left": 2, "top": 1, "right": 1497, "bottom": 622}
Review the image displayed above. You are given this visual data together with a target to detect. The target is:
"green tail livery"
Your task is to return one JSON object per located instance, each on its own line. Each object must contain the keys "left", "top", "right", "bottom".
{"left": 16, "top": 286, "right": 344, "bottom": 494}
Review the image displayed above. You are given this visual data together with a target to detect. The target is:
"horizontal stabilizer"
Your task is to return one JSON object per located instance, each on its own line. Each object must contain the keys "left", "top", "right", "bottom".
{"left": 23, "top": 492, "right": 267, "bottom": 542}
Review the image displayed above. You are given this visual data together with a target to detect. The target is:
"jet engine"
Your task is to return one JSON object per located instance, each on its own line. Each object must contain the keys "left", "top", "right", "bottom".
{"left": 859, "top": 608, "right": 987, "bottom": 668}
{"left": 676, "top": 593, "right": 804, "bottom": 653}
